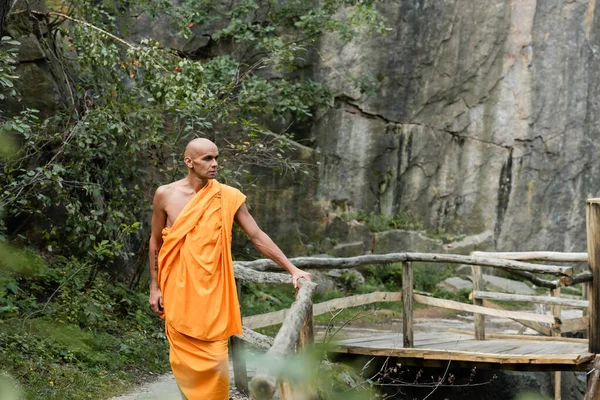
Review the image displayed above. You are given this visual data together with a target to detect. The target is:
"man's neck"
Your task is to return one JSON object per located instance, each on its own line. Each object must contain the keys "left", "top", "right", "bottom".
{"left": 185, "top": 175, "right": 210, "bottom": 193}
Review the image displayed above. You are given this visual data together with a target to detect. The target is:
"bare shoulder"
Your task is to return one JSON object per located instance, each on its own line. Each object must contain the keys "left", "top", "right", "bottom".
{"left": 153, "top": 180, "right": 184, "bottom": 207}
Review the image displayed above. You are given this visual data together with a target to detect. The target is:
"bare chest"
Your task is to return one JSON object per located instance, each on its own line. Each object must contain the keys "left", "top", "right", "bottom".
{"left": 164, "top": 193, "right": 196, "bottom": 228}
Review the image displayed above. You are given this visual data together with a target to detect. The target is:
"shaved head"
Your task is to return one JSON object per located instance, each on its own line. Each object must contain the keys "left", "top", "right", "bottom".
{"left": 184, "top": 138, "right": 218, "bottom": 158}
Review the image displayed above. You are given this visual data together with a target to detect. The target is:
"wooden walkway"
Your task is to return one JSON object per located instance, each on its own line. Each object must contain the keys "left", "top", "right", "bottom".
{"left": 331, "top": 332, "right": 594, "bottom": 372}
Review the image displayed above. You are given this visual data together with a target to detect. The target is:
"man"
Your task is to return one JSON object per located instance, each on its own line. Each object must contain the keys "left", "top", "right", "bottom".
{"left": 148, "top": 138, "right": 311, "bottom": 399}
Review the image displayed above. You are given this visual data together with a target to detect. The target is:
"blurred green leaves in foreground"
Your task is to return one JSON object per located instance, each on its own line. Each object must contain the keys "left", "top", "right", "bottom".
{"left": 0, "top": 373, "right": 21, "bottom": 400}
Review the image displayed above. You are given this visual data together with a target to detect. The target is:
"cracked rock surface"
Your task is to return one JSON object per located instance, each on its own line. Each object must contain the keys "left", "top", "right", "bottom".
{"left": 310, "top": 0, "right": 600, "bottom": 252}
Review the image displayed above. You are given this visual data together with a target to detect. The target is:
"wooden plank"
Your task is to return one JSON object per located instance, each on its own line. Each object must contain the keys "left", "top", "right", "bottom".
{"left": 244, "top": 308, "right": 288, "bottom": 330}
{"left": 422, "top": 339, "right": 522, "bottom": 355}
{"left": 448, "top": 329, "right": 588, "bottom": 344}
{"left": 471, "top": 251, "right": 588, "bottom": 262}
{"left": 473, "top": 290, "right": 589, "bottom": 308}
{"left": 472, "top": 265, "right": 485, "bottom": 340}
{"left": 245, "top": 291, "right": 403, "bottom": 329}
{"left": 413, "top": 294, "right": 557, "bottom": 324}
{"left": 587, "top": 198, "right": 600, "bottom": 353}
{"left": 334, "top": 333, "right": 402, "bottom": 345}
{"left": 403, "top": 261, "right": 414, "bottom": 348}
{"left": 313, "top": 291, "right": 402, "bottom": 315}
{"left": 334, "top": 344, "right": 587, "bottom": 365}
{"left": 481, "top": 299, "right": 553, "bottom": 336}
{"left": 561, "top": 316, "right": 589, "bottom": 333}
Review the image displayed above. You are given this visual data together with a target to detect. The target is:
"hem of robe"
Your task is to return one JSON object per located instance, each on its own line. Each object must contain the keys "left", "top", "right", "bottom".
{"left": 166, "top": 322, "right": 230, "bottom": 400}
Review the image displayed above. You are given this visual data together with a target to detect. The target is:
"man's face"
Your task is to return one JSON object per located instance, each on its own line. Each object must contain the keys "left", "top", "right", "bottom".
{"left": 185, "top": 147, "right": 219, "bottom": 180}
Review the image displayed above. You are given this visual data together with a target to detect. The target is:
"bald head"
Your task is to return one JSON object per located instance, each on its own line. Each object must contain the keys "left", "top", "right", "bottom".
{"left": 183, "top": 138, "right": 219, "bottom": 179}
{"left": 184, "top": 138, "right": 218, "bottom": 158}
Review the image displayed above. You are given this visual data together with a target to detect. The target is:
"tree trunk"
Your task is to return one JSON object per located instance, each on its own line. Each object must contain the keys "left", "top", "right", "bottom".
{"left": 0, "top": 0, "right": 9, "bottom": 37}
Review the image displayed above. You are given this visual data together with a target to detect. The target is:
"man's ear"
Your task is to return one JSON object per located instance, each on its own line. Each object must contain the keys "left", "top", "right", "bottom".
{"left": 184, "top": 156, "right": 192, "bottom": 168}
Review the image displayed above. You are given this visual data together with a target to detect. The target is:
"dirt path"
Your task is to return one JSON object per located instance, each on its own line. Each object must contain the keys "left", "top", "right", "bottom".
{"left": 111, "top": 364, "right": 253, "bottom": 400}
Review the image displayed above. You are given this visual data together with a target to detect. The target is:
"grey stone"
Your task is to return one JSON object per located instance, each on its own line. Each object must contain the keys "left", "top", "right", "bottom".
{"left": 304, "top": 269, "right": 334, "bottom": 295}
{"left": 442, "top": 231, "right": 495, "bottom": 254}
{"left": 325, "top": 216, "right": 349, "bottom": 241}
{"left": 326, "top": 268, "right": 366, "bottom": 289}
{"left": 310, "top": 0, "right": 600, "bottom": 255}
{"left": 455, "top": 265, "right": 474, "bottom": 277}
{"left": 437, "top": 277, "right": 473, "bottom": 292}
{"left": 346, "top": 220, "right": 373, "bottom": 252}
{"left": 372, "top": 229, "right": 443, "bottom": 254}
{"left": 10, "top": 33, "right": 45, "bottom": 62}
{"left": 332, "top": 241, "right": 365, "bottom": 258}
{"left": 482, "top": 274, "right": 535, "bottom": 295}
{"left": 2, "top": 63, "right": 64, "bottom": 118}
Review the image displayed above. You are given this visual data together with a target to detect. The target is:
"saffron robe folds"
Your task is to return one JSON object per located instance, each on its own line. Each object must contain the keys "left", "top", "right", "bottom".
{"left": 158, "top": 180, "right": 246, "bottom": 399}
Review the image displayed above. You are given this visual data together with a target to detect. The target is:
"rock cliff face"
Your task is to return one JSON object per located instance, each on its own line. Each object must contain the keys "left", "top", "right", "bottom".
{"left": 7, "top": 0, "right": 600, "bottom": 255}
{"left": 312, "top": 0, "right": 600, "bottom": 253}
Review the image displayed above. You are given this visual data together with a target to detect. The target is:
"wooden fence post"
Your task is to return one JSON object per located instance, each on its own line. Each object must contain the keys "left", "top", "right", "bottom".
{"left": 402, "top": 261, "right": 414, "bottom": 348}
{"left": 586, "top": 199, "right": 600, "bottom": 354}
{"left": 232, "top": 279, "right": 248, "bottom": 395}
{"left": 471, "top": 264, "right": 485, "bottom": 340}
{"left": 584, "top": 282, "right": 590, "bottom": 339}
{"left": 551, "top": 287, "right": 561, "bottom": 400}
{"left": 298, "top": 289, "right": 314, "bottom": 348}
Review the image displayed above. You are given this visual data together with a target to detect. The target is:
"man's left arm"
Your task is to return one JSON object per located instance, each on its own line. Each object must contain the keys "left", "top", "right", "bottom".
{"left": 234, "top": 203, "right": 311, "bottom": 287}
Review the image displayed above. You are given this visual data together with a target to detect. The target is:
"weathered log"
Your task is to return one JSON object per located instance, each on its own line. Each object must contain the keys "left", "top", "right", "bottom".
{"left": 407, "top": 253, "right": 572, "bottom": 276}
{"left": 402, "top": 261, "right": 414, "bottom": 348}
{"left": 585, "top": 355, "right": 600, "bottom": 400}
{"left": 472, "top": 291, "right": 589, "bottom": 308}
{"left": 234, "top": 264, "right": 291, "bottom": 284}
{"left": 505, "top": 269, "right": 561, "bottom": 289}
{"left": 235, "top": 253, "right": 572, "bottom": 276}
{"left": 471, "top": 265, "right": 485, "bottom": 340}
{"left": 572, "top": 271, "right": 593, "bottom": 285}
{"left": 236, "top": 253, "right": 408, "bottom": 271}
{"left": 249, "top": 279, "right": 317, "bottom": 400}
{"left": 235, "top": 327, "right": 274, "bottom": 350}
{"left": 471, "top": 251, "right": 588, "bottom": 262}
{"left": 587, "top": 198, "right": 600, "bottom": 353}
{"left": 551, "top": 288, "right": 562, "bottom": 400}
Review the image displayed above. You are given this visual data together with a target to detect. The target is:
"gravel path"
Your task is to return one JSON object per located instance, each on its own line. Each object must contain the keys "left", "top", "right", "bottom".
{"left": 110, "top": 364, "right": 253, "bottom": 400}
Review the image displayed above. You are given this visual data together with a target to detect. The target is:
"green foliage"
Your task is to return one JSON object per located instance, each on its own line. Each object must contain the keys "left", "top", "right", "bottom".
{"left": 0, "top": 253, "right": 168, "bottom": 399}
{"left": 0, "top": 0, "right": 391, "bottom": 398}
{"left": 343, "top": 210, "right": 465, "bottom": 243}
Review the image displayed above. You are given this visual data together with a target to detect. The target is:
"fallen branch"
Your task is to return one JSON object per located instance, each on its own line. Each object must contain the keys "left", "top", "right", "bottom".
{"left": 249, "top": 279, "right": 317, "bottom": 400}
{"left": 471, "top": 251, "right": 588, "bottom": 263}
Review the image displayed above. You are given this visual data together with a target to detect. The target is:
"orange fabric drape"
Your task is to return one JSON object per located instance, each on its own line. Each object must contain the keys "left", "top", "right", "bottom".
{"left": 157, "top": 180, "right": 246, "bottom": 399}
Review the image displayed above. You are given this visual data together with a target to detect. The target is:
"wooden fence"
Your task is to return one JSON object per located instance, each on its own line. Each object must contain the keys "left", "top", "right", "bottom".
{"left": 231, "top": 198, "right": 600, "bottom": 400}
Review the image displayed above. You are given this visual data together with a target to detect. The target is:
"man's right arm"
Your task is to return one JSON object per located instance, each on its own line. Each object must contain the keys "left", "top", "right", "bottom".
{"left": 148, "top": 186, "right": 167, "bottom": 313}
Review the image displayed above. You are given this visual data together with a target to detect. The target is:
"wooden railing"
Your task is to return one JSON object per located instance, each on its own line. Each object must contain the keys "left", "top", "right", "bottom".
{"left": 233, "top": 252, "right": 588, "bottom": 399}
{"left": 231, "top": 198, "right": 600, "bottom": 400}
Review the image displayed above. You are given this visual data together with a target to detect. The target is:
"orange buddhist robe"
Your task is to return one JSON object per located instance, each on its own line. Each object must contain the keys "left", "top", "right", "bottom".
{"left": 157, "top": 179, "right": 246, "bottom": 399}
